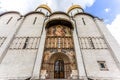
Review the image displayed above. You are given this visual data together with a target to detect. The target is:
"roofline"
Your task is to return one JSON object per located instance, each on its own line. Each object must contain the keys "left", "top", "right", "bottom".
{"left": 49, "top": 11, "right": 70, "bottom": 17}
{"left": 45, "top": 18, "right": 74, "bottom": 29}
{"left": 0, "top": 11, "right": 21, "bottom": 16}
{"left": 24, "top": 11, "right": 45, "bottom": 17}
{"left": 74, "top": 12, "right": 95, "bottom": 18}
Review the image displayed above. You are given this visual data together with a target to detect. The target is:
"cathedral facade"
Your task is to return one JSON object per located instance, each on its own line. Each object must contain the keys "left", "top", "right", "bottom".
{"left": 0, "top": 4, "right": 120, "bottom": 80}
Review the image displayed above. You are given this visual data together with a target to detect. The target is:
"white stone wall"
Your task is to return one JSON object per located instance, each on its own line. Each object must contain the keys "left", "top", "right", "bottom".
{"left": 68, "top": 8, "right": 83, "bottom": 16}
{"left": 83, "top": 49, "right": 120, "bottom": 79}
{"left": 74, "top": 14, "right": 120, "bottom": 79}
{"left": 0, "top": 50, "right": 37, "bottom": 79}
{"left": 74, "top": 14, "right": 101, "bottom": 37}
{"left": 16, "top": 13, "right": 45, "bottom": 37}
{"left": 0, "top": 12, "right": 22, "bottom": 63}
{"left": 95, "top": 18, "right": 120, "bottom": 71}
{"left": 0, "top": 12, "right": 46, "bottom": 79}
{"left": 0, "top": 9, "right": 120, "bottom": 80}
{"left": 49, "top": 13, "right": 70, "bottom": 21}
{"left": 0, "top": 12, "right": 20, "bottom": 36}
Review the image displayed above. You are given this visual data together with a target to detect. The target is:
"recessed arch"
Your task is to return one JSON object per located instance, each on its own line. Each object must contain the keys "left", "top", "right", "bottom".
{"left": 50, "top": 11, "right": 70, "bottom": 17}
{"left": 49, "top": 53, "right": 70, "bottom": 63}
{"left": 47, "top": 52, "right": 72, "bottom": 79}
{"left": 45, "top": 19, "right": 74, "bottom": 29}
{"left": 40, "top": 18, "right": 78, "bottom": 79}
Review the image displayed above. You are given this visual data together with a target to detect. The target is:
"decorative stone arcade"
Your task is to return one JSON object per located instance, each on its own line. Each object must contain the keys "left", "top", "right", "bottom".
{"left": 40, "top": 20, "right": 78, "bottom": 79}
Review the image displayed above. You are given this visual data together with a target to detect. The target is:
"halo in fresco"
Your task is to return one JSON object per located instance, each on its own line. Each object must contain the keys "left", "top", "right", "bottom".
{"left": 47, "top": 25, "right": 71, "bottom": 37}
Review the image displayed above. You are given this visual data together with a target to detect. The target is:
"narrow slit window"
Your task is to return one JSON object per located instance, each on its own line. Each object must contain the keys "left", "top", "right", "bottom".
{"left": 0, "top": 37, "right": 6, "bottom": 47}
{"left": 100, "top": 63, "right": 105, "bottom": 68}
{"left": 71, "top": 12, "right": 73, "bottom": 16}
{"left": 23, "top": 37, "right": 29, "bottom": 49}
{"left": 82, "top": 18, "right": 86, "bottom": 25}
{"left": 33, "top": 17, "right": 37, "bottom": 24}
{"left": 89, "top": 38, "right": 95, "bottom": 49}
{"left": 6, "top": 17, "right": 13, "bottom": 24}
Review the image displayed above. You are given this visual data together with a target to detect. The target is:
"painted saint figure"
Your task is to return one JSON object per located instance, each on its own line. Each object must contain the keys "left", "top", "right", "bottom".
{"left": 54, "top": 25, "right": 65, "bottom": 36}
{"left": 47, "top": 27, "right": 54, "bottom": 36}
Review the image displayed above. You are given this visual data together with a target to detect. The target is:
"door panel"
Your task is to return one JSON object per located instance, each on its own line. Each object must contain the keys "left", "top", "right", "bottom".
{"left": 54, "top": 60, "right": 64, "bottom": 79}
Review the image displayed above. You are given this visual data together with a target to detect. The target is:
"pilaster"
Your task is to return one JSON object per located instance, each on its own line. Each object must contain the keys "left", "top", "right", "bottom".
{"left": 72, "top": 21, "right": 88, "bottom": 79}
{"left": 0, "top": 17, "right": 24, "bottom": 63}
{"left": 31, "top": 27, "right": 46, "bottom": 79}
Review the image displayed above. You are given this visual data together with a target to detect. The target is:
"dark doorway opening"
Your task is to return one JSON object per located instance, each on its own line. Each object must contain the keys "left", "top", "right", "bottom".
{"left": 54, "top": 60, "right": 64, "bottom": 79}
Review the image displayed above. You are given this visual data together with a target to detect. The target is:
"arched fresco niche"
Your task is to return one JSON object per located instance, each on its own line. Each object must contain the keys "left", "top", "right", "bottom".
{"left": 40, "top": 23, "right": 78, "bottom": 79}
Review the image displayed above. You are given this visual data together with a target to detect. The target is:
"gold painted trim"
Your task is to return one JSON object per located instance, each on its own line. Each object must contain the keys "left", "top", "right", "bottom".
{"left": 67, "top": 5, "right": 82, "bottom": 13}
{"left": 35, "top": 4, "right": 52, "bottom": 13}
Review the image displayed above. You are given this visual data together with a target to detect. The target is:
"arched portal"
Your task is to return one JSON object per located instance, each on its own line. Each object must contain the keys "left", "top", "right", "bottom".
{"left": 48, "top": 53, "right": 71, "bottom": 79}
{"left": 40, "top": 20, "right": 78, "bottom": 79}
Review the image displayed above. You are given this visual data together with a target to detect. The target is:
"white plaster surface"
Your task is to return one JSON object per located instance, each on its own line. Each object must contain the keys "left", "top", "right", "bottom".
{"left": 95, "top": 18, "right": 120, "bottom": 70}
{"left": 82, "top": 49, "right": 120, "bottom": 78}
{"left": 74, "top": 15, "right": 101, "bottom": 37}
{"left": 16, "top": 14, "right": 45, "bottom": 37}
{"left": 0, "top": 13, "right": 20, "bottom": 36}
{"left": 0, "top": 50, "right": 37, "bottom": 79}
{"left": 49, "top": 14, "right": 70, "bottom": 21}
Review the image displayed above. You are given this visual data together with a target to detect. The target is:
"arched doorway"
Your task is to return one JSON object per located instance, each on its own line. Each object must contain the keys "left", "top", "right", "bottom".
{"left": 48, "top": 53, "right": 71, "bottom": 79}
{"left": 54, "top": 59, "right": 64, "bottom": 78}
{"left": 40, "top": 24, "right": 78, "bottom": 79}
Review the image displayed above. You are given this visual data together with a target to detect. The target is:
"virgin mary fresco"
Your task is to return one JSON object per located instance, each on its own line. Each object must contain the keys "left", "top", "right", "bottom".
{"left": 54, "top": 25, "right": 65, "bottom": 36}
{"left": 47, "top": 25, "right": 71, "bottom": 36}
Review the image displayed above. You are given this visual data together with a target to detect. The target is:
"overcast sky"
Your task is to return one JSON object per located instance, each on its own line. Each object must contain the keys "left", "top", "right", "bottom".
{"left": 0, "top": 0, "right": 120, "bottom": 45}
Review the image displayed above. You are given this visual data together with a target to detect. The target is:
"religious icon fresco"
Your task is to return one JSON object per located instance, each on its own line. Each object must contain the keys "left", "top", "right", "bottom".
{"left": 41, "top": 24, "right": 78, "bottom": 79}
{"left": 47, "top": 25, "right": 71, "bottom": 37}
